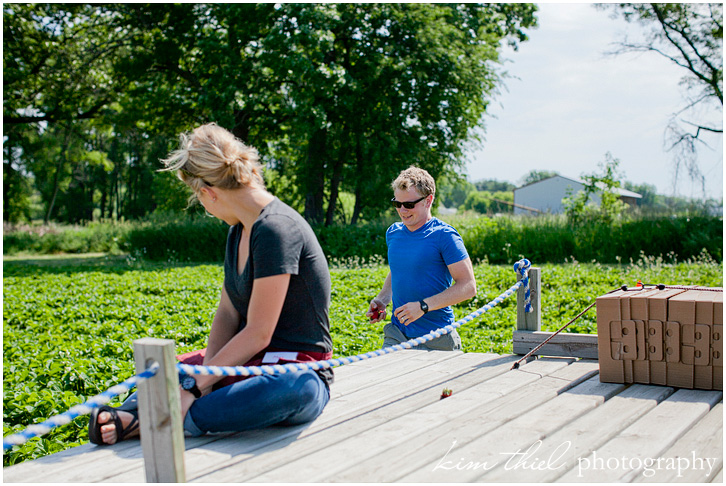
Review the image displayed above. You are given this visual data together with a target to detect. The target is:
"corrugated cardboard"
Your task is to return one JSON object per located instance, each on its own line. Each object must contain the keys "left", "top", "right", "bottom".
{"left": 597, "top": 287, "right": 723, "bottom": 390}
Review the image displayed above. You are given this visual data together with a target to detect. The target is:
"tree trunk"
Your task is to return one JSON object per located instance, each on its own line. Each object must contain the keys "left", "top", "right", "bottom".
{"left": 233, "top": 109, "right": 250, "bottom": 143}
{"left": 350, "top": 130, "right": 364, "bottom": 225}
{"left": 325, "top": 150, "right": 346, "bottom": 226}
{"left": 304, "top": 129, "right": 327, "bottom": 224}
{"left": 45, "top": 124, "right": 73, "bottom": 224}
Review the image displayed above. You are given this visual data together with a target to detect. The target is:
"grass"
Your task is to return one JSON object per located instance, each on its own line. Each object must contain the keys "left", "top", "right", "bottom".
{"left": 4, "top": 212, "right": 722, "bottom": 265}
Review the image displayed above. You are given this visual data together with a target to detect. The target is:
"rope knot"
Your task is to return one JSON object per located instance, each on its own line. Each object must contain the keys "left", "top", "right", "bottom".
{"left": 514, "top": 259, "right": 533, "bottom": 313}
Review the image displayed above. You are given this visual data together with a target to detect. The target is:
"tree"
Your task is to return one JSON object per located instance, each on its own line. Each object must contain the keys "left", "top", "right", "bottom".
{"left": 462, "top": 190, "right": 514, "bottom": 214}
{"left": 473, "top": 179, "right": 516, "bottom": 192}
{"left": 3, "top": 138, "right": 32, "bottom": 223}
{"left": 518, "top": 170, "right": 559, "bottom": 186}
{"left": 248, "top": 4, "right": 539, "bottom": 224}
{"left": 4, "top": 4, "right": 538, "bottom": 226}
{"left": 3, "top": 4, "right": 146, "bottom": 222}
{"left": 438, "top": 174, "right": 477, "bottom": 209}
{"left": 598, "top": 3, "right": 723, "bottom": 196}
{"left": 563, "top": 153, "right": 628, "bottom": 226}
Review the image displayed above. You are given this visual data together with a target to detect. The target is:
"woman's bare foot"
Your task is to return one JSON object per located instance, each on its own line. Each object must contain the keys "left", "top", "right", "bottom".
{"left": 97, "top": 410, "right": 140, "bottom": 444}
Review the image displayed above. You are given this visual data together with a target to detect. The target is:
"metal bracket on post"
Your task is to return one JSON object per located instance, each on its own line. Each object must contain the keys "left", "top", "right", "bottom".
{"left": 133, "top": 338, "right": 186, "bottom": 483}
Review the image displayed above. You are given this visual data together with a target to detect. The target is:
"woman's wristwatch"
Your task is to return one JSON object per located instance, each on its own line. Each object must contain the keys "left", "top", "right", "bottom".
{"left": 179, "top": 374, "right": 202, "bottom": 398}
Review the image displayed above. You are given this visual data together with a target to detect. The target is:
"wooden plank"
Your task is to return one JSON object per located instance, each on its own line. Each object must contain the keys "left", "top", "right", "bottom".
{"left": 5, "top": 340, "right": 188, "bottom": 484}
{"left": 174, "top": 352, "right": 519, "bottom": 482}
{"left": 375, "top": 361, "right": 601, "bottom": 484}
{"left": 321, "top": 352, "right": 506, "bottom": 428}
{"left": 99, "top": 352, "right": 509, "bottom": 482}
{"left": 513, "top": 330, "right": 599, "bottom": 359}
{"left": 6, "top": 350, "right": 722, "bottom": 485}
{"left": 557, "top": 388, "right": 723, "bottom": 482}
{"left": 328, "top": 348, "right": 422, "bottom": 380}
{"left": 403, "top": 376, "right": 626, "bottom": 483}
{"left": 636, "top": 402, "right": 722, "bottom": 483}
{"left": 3, "top": 441, "right": 146, "bottom": 483}
{"left": 134, "top": 338, "right": 186, "bottom": 483}
{"left": 191, "top": 358, "right": 580, "bottom": 483}
{"left": 251, "top": 359, "right": 589, "bottom": 483}
{"left": 482, "top": 383, "right": 676, "bottom": 482}
{"left": 329, "top": 349, "right": 463, "bottom": 398}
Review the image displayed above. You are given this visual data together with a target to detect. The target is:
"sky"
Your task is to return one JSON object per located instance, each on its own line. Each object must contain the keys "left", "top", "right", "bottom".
{"left": 464, "top": 3, "right": 723, "bottom": 201}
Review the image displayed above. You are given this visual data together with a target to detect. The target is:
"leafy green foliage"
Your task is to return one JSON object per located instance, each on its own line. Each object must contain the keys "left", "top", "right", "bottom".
{"left": 437, "top": 173, "right": 476, "bottom": 209}
{"left": 3, "top": 222, "right": 131, "bottom": 255}
{"left": 4, "top": 211, "right": 723, "bottom": 265}
{"left": 3, "top": 3, "right": 539, "bottom": 227}
{"left": 3, "top": 261, "right": 220, "bottom": 465}
{"left": 563, "top": 153, "right": 628, "bottom": 227}
{"left": 3, "top": 254, "right": 722, "bottom": 465}
{"left": 461, "top": 190, "right": 514, "bottom": 214}
{"left": 448, "top": 213, "right": 723, "bottom": 264}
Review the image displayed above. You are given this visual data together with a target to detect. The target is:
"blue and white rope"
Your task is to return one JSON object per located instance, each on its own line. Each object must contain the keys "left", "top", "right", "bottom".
{"left": 3, "top": 362, "right": 160, "bottom": 452}
{"left": 514, "top": 258, "right": 533, "bottom": 313}
{"left": 178, "top": 259, "right": 532, "bottom": 379}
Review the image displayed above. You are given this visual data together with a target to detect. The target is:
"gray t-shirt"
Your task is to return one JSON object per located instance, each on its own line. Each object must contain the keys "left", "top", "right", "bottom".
{"left": 223, "top": 198, "right": 333, "bottom": 384}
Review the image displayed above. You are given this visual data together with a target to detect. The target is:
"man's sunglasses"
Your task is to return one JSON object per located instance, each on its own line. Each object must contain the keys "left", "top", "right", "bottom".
{"left": 391, "top": 196, "right": 427, "bottom": 209}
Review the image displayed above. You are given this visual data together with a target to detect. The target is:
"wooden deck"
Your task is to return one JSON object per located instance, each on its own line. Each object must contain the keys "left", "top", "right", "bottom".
{"left": 4, "top": 350, "right": 723, "bottom": 483}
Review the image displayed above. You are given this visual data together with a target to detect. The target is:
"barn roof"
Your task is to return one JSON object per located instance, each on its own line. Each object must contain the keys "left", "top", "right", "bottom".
{"left": 515, "top": 175, "right": 642, "bottom": 199}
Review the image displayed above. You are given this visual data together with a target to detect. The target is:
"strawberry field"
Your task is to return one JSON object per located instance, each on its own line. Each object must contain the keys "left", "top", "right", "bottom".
{"left": 3, "top": 252, "right": 722, "bottom": 466}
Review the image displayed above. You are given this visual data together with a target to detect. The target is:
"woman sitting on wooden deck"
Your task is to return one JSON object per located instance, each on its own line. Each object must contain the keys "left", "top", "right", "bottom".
{"left": 88, "top": 123, "right": 334, "bottom": 445}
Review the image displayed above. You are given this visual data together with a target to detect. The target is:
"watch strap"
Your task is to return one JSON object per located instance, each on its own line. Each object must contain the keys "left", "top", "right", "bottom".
{"left": 419, "top": 300, "right": 429, "bottom": 314}
{"left": 187, "top": 383, "right": 202, "bottom": 399}
{"left": 180, "top": 374, "right": 202, "bottom": 398}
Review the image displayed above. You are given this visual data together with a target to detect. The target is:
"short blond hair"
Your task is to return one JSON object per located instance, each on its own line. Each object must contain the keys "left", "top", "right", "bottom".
{"left": 161, "top": 123, "right": 264, "bottom": 201}
{"left": 392, "top": 166, "right": 435, "bottom": 197}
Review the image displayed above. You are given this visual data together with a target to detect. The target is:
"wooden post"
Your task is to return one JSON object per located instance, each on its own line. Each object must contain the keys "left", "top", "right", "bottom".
{"left": 513, "top": 267, "right": 600, "bottom": 359}
{"left": 133, "top": 338, "right": 186, "bottom": 483}
{"left": 517, "top": 266, "right": 541, "bottom": 331}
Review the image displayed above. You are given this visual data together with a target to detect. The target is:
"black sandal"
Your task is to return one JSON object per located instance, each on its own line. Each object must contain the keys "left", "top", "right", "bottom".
{"left": 88, "top": 405, "right": 140, "bottom": 445}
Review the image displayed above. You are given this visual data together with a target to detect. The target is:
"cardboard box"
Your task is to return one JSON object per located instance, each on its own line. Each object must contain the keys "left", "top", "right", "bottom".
{"left": 597, "top": 287, "right": 723, "bottom": 390}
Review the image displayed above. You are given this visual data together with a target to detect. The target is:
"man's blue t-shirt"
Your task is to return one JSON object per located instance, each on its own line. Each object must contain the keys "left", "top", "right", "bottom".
{"left": 387, "top": 217, "right": 469, "bottom": 337}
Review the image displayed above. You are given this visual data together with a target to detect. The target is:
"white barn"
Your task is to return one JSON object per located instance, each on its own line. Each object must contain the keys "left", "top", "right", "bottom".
{"left": 513, "top": 175, "right": 642, "bottom": 215}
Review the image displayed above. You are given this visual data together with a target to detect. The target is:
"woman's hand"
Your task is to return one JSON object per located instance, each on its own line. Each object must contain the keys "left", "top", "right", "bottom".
{"left": 179, "top": 388, "right": 197, "bottom": 421}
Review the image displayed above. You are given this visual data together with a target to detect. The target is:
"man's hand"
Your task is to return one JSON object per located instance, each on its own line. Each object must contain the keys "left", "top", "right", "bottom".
{"left": 394, "top": 301, "right": 425, "bottom": 326}
{"left": 367, "top": 299, "right": 387, "bottom": 323}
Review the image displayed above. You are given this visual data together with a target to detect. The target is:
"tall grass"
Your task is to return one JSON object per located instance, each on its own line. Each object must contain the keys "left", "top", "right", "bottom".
{"left": 3, "top": 212, "right": 722, "bottom": 264}
{"left": 449, "top": 213, "right": 723, "bottom": 264}
{"left": 3, "top": 222, "right": 131, "bottom": 255}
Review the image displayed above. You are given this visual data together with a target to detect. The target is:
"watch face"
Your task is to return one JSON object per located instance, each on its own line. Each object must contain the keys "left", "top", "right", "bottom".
{"left": 181, "top": 375, "right": 195, "bottom": 390}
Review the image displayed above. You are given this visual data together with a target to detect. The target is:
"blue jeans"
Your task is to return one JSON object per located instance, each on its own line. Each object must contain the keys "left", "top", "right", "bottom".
{"left": 120, "top": 369, "right": 330, "bottom": 437}
{"left": 185, "top": 369, "right": 329, "bottom": 436}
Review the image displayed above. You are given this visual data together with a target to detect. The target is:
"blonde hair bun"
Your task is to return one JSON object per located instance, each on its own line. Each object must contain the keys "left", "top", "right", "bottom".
{"left": 162, "top": 123, "right": 264, "bottom": 197}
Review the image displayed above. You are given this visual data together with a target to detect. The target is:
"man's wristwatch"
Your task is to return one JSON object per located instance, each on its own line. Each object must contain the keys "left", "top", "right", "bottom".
{"left": 179, "top": 374, "right": 202, "bottom": 398}
{"left": 419, "top": 300, "right": 429, "bottom": 314}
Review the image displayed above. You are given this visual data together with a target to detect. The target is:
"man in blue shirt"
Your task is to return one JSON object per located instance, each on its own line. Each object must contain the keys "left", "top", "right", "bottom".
{"left": 367, "top": 167, "right": 477, "bottom": 350}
